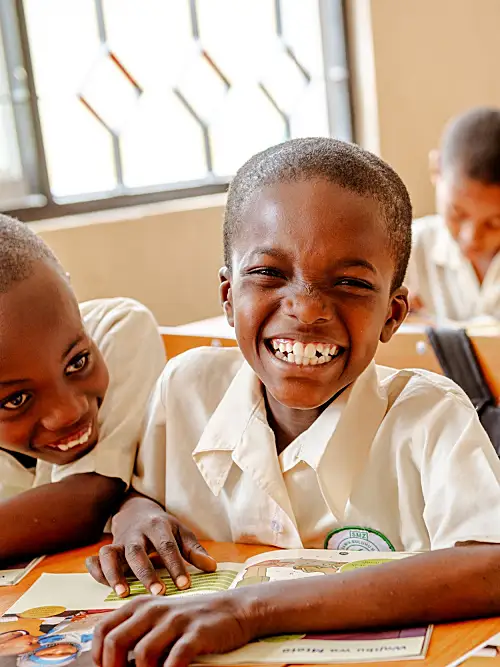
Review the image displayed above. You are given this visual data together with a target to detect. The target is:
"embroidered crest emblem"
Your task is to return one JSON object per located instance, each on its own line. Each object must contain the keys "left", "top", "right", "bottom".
{"left": 325, "top": 526, "right": 395, "bottom": 552}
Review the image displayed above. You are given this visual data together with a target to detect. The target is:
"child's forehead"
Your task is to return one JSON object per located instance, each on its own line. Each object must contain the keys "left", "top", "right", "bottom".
{"left": 443, "top": 170, "right": 500, "bottom": 206}
{"left": 237, "top": 180, "right": 388, "bottom": 254}
{"left": 0, "top": 267, "right": 82, "bottom": 362}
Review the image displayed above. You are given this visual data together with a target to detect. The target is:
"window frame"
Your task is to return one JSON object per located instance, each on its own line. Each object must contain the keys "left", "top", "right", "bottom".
{"left": 2, "top": 0, "right": 352, "bottom": 222}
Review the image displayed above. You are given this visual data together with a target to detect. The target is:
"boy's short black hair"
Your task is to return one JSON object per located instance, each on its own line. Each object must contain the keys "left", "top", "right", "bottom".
{"left": 223, "top": 137, "right": 412, "bottom": 291}
{"left": 0, "top": 213, "right": 61, "bottom": 293}
{"left": 441, "top": 107, "right": 500, "bottom": 184}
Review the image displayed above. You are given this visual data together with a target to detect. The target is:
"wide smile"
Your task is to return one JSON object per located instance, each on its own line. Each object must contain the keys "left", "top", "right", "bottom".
{"left": 41, "top": 422, "right": 93, "bottom": 452}
{"left": 266, "top": 338, "right": 345, "bottom": 367}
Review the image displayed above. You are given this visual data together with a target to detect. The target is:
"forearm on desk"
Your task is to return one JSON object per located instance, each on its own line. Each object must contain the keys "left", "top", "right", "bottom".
{"left": 0, "top": 473, "right": 125, "bottom": 564}
{"left": 241, "top": 545, "right": 500, "bottom": 637}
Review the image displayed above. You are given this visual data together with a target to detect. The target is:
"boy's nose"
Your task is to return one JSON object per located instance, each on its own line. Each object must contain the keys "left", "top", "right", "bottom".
{"left": 283, "top": 290, "right": 333, "bottom": 325}
{"left": 41, "top": 389, "right": 90, "bottom": 431}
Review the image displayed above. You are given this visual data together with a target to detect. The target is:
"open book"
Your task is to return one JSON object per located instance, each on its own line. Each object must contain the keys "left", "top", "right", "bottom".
{"left": 0, "top": 549, "right": 431, "bottom": 665}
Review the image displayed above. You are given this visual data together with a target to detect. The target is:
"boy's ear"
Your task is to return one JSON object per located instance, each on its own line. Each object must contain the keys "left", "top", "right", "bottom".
{"left": 380, "top": 286, "right": 409, "bottom": 344}
{"left": 219, "top": 266, "right": 234, "bottom": 327}
{"left": 428, "top": 149, "right": 441, "bottom": 186}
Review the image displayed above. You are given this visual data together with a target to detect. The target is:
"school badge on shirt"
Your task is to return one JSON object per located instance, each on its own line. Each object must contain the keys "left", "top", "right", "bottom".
{"left": 325, "top": 526, "right": 395, "bottom": 552}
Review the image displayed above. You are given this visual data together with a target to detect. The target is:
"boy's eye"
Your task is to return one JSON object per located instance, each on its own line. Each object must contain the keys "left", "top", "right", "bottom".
{"left": 249, "top": 268, "right": 285, "bottom": 278}
{"left": 0, "top": 392, "right": 31, "bottom": 411}
{"left": 65, "top": 352, "right": 90, "bottom": 375}
{"left": 336, "top": 278, "right": 374, "bottom": 290}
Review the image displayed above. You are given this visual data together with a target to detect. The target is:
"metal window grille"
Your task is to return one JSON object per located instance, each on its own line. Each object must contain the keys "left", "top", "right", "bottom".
{"left": 0, "top": 0, "right": 351, "bottom": 220}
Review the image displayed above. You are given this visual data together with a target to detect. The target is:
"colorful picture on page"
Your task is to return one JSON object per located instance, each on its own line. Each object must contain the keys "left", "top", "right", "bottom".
{"left": 0, "top": 608, "right": 111, "bottom": 667}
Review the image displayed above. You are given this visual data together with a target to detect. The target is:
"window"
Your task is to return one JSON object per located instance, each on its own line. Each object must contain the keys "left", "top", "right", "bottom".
{"left": 1, "top": 0, "right": 351, "bottom": 220}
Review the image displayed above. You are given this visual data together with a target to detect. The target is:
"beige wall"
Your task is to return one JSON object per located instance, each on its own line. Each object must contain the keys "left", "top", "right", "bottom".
{"left": 31, "top": 195, "right": 226, "bottom": 326}
{"left": 348, "top": 0, "right": 500, "bottom": 217}
{"left": 31, "top": 1, "right": 500, "bottom": 324}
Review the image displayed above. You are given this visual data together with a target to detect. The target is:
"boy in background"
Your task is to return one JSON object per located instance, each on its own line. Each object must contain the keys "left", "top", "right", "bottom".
{"left": 407, "top": 107, "right": 500, "bottom": 322}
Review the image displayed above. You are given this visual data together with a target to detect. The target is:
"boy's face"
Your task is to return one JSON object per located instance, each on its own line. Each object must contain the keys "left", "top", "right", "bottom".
{"left": 436, "top": 168, "right": 500, "bottom": 273}
{"left": 220, "top": 180, "right": 408, "bottom": 410}
{"left": 0, "top": 261, "right": 109, "bottom": 465}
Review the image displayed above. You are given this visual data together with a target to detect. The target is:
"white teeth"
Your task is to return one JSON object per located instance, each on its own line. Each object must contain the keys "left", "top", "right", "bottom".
{"left": 304, "top": 343, "right": 316, "bottom": 359}
{"left": 54, "top": 424, "right": 92, "bottom": 451}
{"left": 270, "top": 339, "right": 343, "bottom": 367}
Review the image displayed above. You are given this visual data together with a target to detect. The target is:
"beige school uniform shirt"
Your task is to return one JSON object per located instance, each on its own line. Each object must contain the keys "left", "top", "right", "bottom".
{"left": 0, "top": 298, "right": 166, "bottom": 500}
{"left": 406, "top": 214, "right": 500, "bottom": 322}
{"left": 133, "top": 346, "right": 500, "bottom": 553}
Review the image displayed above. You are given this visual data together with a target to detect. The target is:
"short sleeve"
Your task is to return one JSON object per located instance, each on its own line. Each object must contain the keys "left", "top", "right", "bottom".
{"left": 131, "top": 371, "right": 167, "bottom": 505}
{"left": 420, "top": 392, "right": 500, "bottom": 549}
{"left": 48, "top": 298, "right": 166, "bottom": 487}
{"left": 0, "top": 450, "right": 36, "bottom": 500}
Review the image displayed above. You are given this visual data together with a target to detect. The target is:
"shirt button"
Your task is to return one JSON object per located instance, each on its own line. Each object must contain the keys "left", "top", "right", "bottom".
{"left": 271, "top": 520, "right": 283, "bottom": 533}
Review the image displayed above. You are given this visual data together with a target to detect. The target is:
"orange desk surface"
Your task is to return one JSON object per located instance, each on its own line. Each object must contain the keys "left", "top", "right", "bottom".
{"left": 1, "top": 539, "right": 500, "bottom": 667}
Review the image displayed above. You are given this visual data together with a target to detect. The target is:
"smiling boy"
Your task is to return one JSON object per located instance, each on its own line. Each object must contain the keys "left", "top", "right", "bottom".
{"left": 90, "top": 139, "right": 500, "bottom": 667}
{"left": 0, "top": 215, "right": 165, "bottom": 562}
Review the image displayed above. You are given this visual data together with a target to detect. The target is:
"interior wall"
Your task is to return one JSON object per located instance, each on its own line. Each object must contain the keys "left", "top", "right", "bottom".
{"left": 30, "top": 1, "right": 500, "bottom": 325}
{"left": 31, "top": 195, "right": 226, "bottom": 326}
{"left": 348, "top": 0, "right": 500, "bottom": 217}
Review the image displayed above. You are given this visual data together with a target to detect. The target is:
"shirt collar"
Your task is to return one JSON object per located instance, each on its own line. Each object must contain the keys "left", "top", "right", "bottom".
{"left": 193, "top": 358, "right": 388, "bottom": 521}
{"left": 313, "top": 361, "right": 387, "bottom": 519}
{"left": 279, "top": 384, "right": 353, "bottom": 474}
{"left": 192, "top": 361, "right": 266, "bottom": 495}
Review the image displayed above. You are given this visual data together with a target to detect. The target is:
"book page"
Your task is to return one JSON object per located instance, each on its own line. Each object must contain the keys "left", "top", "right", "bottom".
{"left": 3, "top": 563, "right": 243, "bottom": 617}
{"left": 230, "top": 548, "right": 413, "bottom": 589}
{"left": 195, "top": 627, "right": 432, "bottom": 664}
{"left": 0, "top": 564, "right": 243, "bottom": 667}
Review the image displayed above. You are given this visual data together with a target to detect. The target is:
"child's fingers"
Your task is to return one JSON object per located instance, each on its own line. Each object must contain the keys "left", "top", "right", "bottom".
{"left": 98, "top": 544, "right": 130, "bottom": 598}
{"left": 148, "top": 525, "right": 191, "bottom": 591}
{"left": 164, "top": 633, "right": 199, "bottom": 667}
{"left": 124, "top": 543, "right": 166, "bottom": 596}
{"left": 133, "top": 618, "right": 183, "bottom": 667}
{"left": 92, "top": 602, "right": 137, "bottom": 666}
{"left": 86, "top": 556, "right": 109, "bottom": 586}
{"left": 178, "top": 526, "right": 217, "bottom": 573}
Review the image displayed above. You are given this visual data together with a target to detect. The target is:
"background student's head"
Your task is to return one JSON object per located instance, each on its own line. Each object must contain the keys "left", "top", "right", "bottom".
{"left": 430, "top": 107, "right": 500, "bottom": 279}
{"left": 220, "top": 138, "right": 411, "bottom": 412}
{"left": 0, "top": 215, "right": 109, "bottom": 465}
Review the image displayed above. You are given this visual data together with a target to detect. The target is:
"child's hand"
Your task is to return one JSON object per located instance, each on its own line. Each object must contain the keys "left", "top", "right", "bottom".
{"left": 86, "top": 493, "right": 216, "bottom": 597}
{"left": 92, "top": 591, "right": 255, "bottom": 667}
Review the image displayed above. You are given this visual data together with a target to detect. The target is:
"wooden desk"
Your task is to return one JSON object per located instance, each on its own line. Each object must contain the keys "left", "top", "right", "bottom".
{"left": 1, "top": 540, "right": 500, "bottom": 667}
{"left": 160, "top": 316, "right": 500, "bottom": 401}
